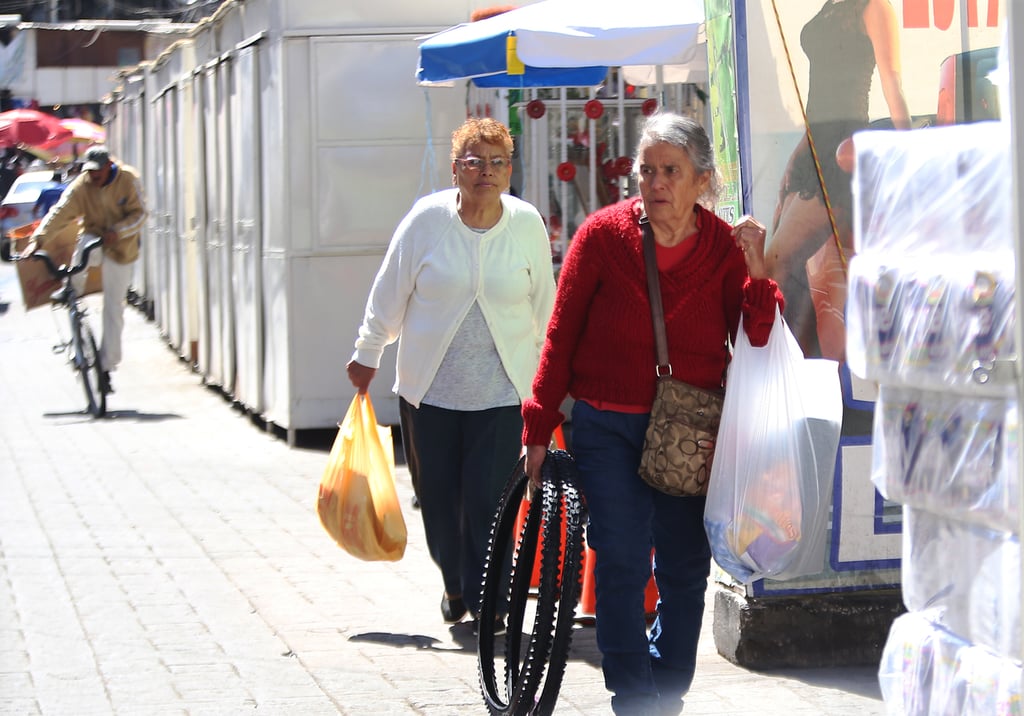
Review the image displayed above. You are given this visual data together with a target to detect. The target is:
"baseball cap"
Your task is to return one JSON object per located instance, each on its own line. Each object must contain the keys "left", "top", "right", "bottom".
{"left": 82, "top": 146, "right": 110, "bottom": 171}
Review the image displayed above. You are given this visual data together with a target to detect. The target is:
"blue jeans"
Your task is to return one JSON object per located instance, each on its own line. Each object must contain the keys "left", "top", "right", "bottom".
{"left": 399, "top": 398, "right": 522, "bottom": 616}
{"left": 571, "top": 400, "right": 712, "bottom": 716}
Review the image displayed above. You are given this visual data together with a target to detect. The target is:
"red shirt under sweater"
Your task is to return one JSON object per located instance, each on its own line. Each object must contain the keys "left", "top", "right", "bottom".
{"left": 521, "top": 198, "right": 784, "bottom": 446}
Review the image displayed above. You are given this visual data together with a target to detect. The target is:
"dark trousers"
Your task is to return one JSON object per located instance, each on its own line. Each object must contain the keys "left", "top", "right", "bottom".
{"left": 399, "top": 397, "right": 523, "bottom": 615}
{"left": 571, "top": 399, "right": 711, "bottom": 716}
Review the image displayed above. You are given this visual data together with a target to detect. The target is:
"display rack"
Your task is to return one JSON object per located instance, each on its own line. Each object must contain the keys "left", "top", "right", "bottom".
{"left": 847, "top": 120, "right": 1021, "bottom": 714}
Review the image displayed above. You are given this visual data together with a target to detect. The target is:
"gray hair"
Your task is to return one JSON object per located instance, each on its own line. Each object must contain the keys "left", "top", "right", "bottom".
{"left": 633, "top": 112, "right": 722, "bottom": 208}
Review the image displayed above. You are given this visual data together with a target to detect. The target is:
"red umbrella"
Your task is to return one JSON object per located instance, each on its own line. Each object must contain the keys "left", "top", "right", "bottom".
{"left": 0, "top": 109, "right": 73, "bottom": 148}
{"left": 59, "top": 117, "right": 106, "bottom": 144}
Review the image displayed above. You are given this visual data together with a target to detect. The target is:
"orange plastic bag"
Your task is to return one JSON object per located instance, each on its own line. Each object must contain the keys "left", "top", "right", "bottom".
{"left": 317, "top": 394, "right": 407, "bottom": 561}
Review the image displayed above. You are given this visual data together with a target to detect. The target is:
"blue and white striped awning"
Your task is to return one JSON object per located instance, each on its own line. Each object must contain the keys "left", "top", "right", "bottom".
{"left": 416, "top": 0, "right": 706, "bottom": 88}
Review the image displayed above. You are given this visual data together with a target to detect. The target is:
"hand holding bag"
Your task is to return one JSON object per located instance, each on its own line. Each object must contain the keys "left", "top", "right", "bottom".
{"left": 637, "top": 216, "right": 725, "bottom": 497}
{"left": 703, "top": 307, "right": 842, "bottom": 583}
{"left": 317, "top": 393, "right": 407, "bottom": 561}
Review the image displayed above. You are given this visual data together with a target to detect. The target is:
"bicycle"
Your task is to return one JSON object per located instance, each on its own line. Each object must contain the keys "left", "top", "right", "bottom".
{"left": 1, "top": 235, "right": 110, "bottom": 417}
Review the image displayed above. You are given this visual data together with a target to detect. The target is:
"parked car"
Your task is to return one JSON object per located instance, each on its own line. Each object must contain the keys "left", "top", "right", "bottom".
{"left": 0, "top": 170, "right": 62, "bottom": 240}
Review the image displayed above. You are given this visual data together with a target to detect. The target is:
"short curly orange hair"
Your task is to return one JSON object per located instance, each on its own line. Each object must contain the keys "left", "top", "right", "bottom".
{"left": 450, "top": 117, "right": 514, "bottom": 160}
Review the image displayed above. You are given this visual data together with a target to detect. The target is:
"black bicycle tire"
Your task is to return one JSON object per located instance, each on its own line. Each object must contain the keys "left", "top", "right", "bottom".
{"left": 507, "top": 464, "right": 564, "bottom": 715}
{"left": 502, "top": 474, "right": 544, "bottom": 700}
{"left": 477, "top": 451, "right": 587, "bottom": 716}
{"left": 74, "top": 314, "right": 105, "bottom": 418}
{"left": 478, "top": 458, "right": 532, "bottom": 715}
{"left": 534, "top": 455, "right": 586, "bottom": 715}
{"left": 478, "top": 456, "right": 565, "bottom": 716}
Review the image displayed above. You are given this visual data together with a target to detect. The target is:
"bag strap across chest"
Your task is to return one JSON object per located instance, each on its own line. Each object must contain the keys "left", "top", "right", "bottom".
{"left": 640, "top": 215, "right": 672, "bottom": 377}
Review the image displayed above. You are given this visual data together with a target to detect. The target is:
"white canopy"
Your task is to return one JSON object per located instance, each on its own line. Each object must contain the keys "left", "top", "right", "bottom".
{"left": 417, "top": 0, "right": 707, "bottom": 88}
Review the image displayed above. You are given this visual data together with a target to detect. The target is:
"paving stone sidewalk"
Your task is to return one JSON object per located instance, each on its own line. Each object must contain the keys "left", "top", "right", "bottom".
{"left": 0, "top": 266, "right": 886, "bottom": 715}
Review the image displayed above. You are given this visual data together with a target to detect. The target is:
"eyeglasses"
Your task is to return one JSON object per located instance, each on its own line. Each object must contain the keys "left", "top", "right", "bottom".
{"left": 456, "top": 156, "right": 511, "bottom": 171}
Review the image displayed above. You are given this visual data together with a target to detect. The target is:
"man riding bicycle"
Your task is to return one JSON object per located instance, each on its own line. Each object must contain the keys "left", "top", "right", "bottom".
{"left": 20, "top": 145, "right": 147, "bottom": 394}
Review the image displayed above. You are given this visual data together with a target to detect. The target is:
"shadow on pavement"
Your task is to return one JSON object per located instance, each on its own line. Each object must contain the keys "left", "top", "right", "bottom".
{"left": 565, "top": 623, "right": 602, "bottom": 669}
{"left": 102, "top": 409, "right": 184, "bottom": 422}
{"left": 349, "top": 620, "right": 503, "bottom": 654}
{"left": 759, "top": 665, "right": 882, "bottom": 699}
{"left": 42, "top": 409, "right": 183, "bottom": 422}
{"left": 350, "top": 618, "right": 604, "bottom": 667}
{"left": 42, "top": 410, "right": 104, "bottom": 420}
{"left": 349, "top": 632, "right": 453, "bottom": 651}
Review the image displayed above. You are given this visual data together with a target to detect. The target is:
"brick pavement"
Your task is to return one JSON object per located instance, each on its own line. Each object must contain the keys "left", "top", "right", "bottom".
{"left": 0, "top": 265, "right": 886, "bottom": 715}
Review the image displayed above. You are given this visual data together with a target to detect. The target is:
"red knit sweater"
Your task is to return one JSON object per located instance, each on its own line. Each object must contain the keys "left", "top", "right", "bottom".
{"left": 522, "top": 198, "right": 784, "bottom": 446}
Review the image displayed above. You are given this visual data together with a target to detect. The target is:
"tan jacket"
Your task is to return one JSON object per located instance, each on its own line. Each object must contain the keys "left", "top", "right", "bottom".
{"left": 33, "top": 163, "right": 147, "bottom": 264}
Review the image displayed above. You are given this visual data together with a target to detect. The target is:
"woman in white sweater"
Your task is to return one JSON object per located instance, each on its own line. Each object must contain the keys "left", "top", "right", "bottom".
{"left": 347, "top": 118, "right": 555, "bottom": 629}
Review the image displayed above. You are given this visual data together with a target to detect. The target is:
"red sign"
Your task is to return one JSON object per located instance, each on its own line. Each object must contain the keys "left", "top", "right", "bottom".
{"left": 903, "top": 0, "right": 1000, "bottom": 29}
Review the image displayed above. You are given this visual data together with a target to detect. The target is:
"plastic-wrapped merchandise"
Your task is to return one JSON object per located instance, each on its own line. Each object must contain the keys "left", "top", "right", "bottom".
{"left": 851, "top": 122, "right": 1010, "bottom": 257}
{"left": 872, "top": 386, "right": 1018, "bottom": 532}
{"left": 847, "top": 121, "right": 1014, "bottom": 392}
{"left": 901, "top": 507, "right": 1020, "bottom": 660}
{"left": 847, "top": 255, "right": 1015, "bottom": 396}
{"left": 852, "top": 60, "right": 1020, "bottom": 716}
{"left": 879, "top": 610, "right": 1022, "bottom": 716}
{"left": 879, "top": 610, "right": 940, "bottom": 715}
{"left": 994, "top": 653, "right": 1024, "bottom": 716}
{"left": 956, "top": 642, "right": 1021, "bottom": 716}
{"left": 927, "top": 620, "right": 968, "bottom": 715}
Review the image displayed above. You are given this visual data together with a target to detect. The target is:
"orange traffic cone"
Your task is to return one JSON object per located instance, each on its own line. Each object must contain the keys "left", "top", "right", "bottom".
{"left": 580, "top": 544, "right": 598, "bottom": 615}
{"left": 552, "top": 425, "right": 566, "bottom": 450}
{"left": 579, "top": 546, "right": 659, "bottom": 618}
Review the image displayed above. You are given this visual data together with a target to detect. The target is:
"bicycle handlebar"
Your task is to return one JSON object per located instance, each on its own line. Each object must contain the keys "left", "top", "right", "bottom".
{"left": 2, "top": 236, "right": 104, "bottom": 280}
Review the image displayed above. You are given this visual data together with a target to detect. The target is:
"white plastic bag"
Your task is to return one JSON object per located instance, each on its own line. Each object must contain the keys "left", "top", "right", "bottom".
{"left": 704, "top": 307, "right": 842, "bottom": 583}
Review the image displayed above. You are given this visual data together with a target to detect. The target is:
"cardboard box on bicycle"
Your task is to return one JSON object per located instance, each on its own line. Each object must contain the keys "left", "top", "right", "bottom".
{"left": 10, "top": 219, "right": 102, "bottom": 310}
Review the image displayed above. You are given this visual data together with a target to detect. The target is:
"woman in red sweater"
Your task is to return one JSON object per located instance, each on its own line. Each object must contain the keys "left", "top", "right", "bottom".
{"left": 522, "top": 113, "right": 783, "bottom": 715}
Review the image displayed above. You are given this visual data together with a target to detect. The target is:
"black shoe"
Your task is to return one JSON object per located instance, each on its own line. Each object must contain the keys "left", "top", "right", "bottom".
{"left": 441, "top": 594, "right": 466, "bottom": 623}
{"left": 101, "top": 371, "right": 114, "bottom": 394}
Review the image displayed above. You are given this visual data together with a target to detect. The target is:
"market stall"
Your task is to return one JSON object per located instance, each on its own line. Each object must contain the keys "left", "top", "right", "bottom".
{"left": 105, "top": 0, "right": 484, "bottom": 436}
{"left": 416, "top": 0, "right": 709, "bottom": 267}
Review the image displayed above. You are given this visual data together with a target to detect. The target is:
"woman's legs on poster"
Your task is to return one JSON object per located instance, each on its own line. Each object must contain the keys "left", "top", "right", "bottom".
{"left": 767, "top": 191, "right": 835, "bottom": 357}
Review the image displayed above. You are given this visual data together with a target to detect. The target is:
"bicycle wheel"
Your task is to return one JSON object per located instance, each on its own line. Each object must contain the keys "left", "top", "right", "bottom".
{"left": 503, "top": 471, "right": 544, "bottom": 698}
{"left": 535, "top": 453, "right": 586, "bottom": 715}
{"left": 72, "top": 312, "right": 106, "bottom": 417}
{"left": 479, "top": 458, "right": 563, "bottom": 716}
{"left": 478, "top": 451, "right": 584, "bottom": 716}
{"left": 507, "top": 464, "right": 564, "bottom": 715}
{"left": 478, "top": 458, "right": 533, "bottom": 715}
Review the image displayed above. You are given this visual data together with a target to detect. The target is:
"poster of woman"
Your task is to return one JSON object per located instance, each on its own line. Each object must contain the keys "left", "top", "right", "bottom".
{"left": 738, "top": 0, "right": 1003, "bottom": 362}
{"left": 705, "top": 0, "right": 1005, "bottom": 594}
